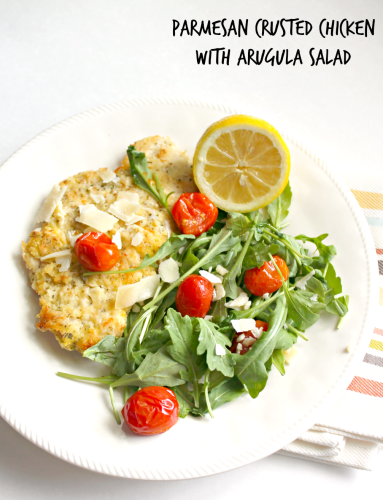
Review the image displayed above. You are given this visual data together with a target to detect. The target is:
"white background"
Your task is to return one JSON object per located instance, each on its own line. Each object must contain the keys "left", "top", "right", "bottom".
{"left": 1, "top": 0, "right": 382, "bottom": 498}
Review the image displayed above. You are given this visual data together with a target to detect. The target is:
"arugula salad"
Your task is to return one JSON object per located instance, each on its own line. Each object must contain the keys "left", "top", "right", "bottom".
{"left": 58, "top": 144, "right": 349, "bottom": 433}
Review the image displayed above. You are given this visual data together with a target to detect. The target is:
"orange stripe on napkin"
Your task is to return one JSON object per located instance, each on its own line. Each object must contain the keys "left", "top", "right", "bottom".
{"left": 374, "top": 327, "right": 383, "bottom": 336}
{"left": 351, "top": 190, "right": 383, "bottom": 210}
{"left": 347, "top": 376, "right": 383, "bottom": 398}
{"left": 377, "top": 249, "right": 383, "bottom": 255}
{"left": 369, "top": 339, "right": 383, "bottom": 352}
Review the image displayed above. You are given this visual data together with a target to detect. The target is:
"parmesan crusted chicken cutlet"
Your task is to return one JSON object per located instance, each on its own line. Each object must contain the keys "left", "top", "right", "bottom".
{"left": 22, "top": 136, "right": 196, "bottom": 353}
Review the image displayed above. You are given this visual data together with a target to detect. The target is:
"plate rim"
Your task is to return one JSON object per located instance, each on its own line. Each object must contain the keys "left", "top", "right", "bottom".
{"left": 0, "top": 97, "right": 378, "bottom": 480}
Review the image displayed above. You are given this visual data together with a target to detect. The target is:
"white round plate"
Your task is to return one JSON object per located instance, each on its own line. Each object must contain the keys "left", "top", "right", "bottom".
{"left": 0, "top": 99, "right": 377, "bottom": 480}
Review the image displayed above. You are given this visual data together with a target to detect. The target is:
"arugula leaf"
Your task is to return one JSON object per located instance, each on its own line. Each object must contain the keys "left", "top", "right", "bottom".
{"left": 199, "top": 377, "right": 245, "bottom": 414}
{"left": 293, "top": 289, "right": 326, "bottom": 314}
{"left": 284, "top": 289, "right": 321, "bottom": 330}
{"left": 181, "top": 248, "right": 199, "bottom": 274}
{"left": 226, "top": 212, "right": 250, "bottom": 237}
{"left": 275, "top": 239, "right": 298, "bottom": 277}
{"left": 133, "top": 328, "right": 171, "bottom": 364}
{"left": 196, "top": 319, "right": 235, "bottom": 377}
{"left": 111, "top": 346, "right": 185, "bottom": 388}
{"left": 165, "top": 309, "right": 207, "bottom": 406}
{"left": 324, "top": 264, "right": 349, "bottom": 318}
{"left": 201, "top": 241, "right": 242, "bottom": 271}
{"left": 274, "top": 327, "right": 297, "bottom": 351}
{"left": 223, "top": 229, "right": 255, "bottom": 299}
{"left": 296, "top": 233, "right": 336, "bottom": 269}
{"left": 234, "top": 295, "right": 287, "bottom": 398}
{"left": 204, "top": 229, "right": 240, "bottom": 264}
{"left": 324, "top": 263, "right": 342, "bottom": 295}
{"left": 272, "top": 349, "right": 285, "bottom": 375}
{"left": 128, "top": 146, "right": 173, "bottom": 215}
{"left": 305, "top": 275, "right": 326, "bottom": 301}
{"left": 172, "top": 385, "right": 195, "bottom": 418}
{"left": 83, "top": 335, "right": 125, "bottom": 367}
{"left": 243, "top": 242, "right": 279, "bottom": 270}
{"left": 151, "top": 290, "right": 177, "bottom": 328}
{"left": 267, "top": 182, "right": 292, "bottom": 228}
{"left": 209, "top": 377, "right": 245, "bottom": 409}
{"left": 113, "top": 351, "right": 131, "bottom": 377}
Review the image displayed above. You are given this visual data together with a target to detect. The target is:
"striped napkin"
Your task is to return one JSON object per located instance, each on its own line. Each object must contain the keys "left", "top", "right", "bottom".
{"left": 278, "top": 174, "right": 383, "bottom": 470}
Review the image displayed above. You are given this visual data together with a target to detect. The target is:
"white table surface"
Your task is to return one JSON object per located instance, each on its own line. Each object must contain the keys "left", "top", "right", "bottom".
{"left": 1, "top": 0, "right": 382, "bottom": 497}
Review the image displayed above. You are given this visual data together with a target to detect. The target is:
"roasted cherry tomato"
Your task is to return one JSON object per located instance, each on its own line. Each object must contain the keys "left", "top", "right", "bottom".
{"left": 121, "top": 386, "right": 179, "bottom": 435}
{"left": 231, "top": 321, "right": 269, "bottom": 355}
{"left": 175, "top": 274, "right": 214, "bottom": 318}
{"left": 74, "top": 231, "right": 120, "bottom": 272}
{"left": 172, "top": 193, "right": 218, "bottom": 236}
{"left": 244, "top": 255, "right": 289, "bottom": 296}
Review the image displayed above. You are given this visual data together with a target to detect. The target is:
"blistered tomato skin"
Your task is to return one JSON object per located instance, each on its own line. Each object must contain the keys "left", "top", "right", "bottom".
{"left": 74, "top": 231, "right": 120, "bottom": 272}
{"left": 172, "top": 193, "right": 218, "bottom": 237}
{"left": 231, "top": 321, "right": 269, "bottom": 355}
{"left": 121, "top": 386, "right": 179, "bottom": 436}
{"left": 175, "top": 274, "right": 214, "bottom": 318}
{"left": 244, "top": 256, "right": 289, "bottom": 296}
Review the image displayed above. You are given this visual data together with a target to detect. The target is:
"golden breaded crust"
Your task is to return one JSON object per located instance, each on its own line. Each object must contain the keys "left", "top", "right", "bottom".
{"left": 22, "top": 136, "right": 196, "bottom": 353}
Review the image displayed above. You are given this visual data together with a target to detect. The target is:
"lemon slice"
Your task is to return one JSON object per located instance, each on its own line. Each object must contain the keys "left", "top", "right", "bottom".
{"left": 193, "top": 115, "right": 290, "bottom": 212}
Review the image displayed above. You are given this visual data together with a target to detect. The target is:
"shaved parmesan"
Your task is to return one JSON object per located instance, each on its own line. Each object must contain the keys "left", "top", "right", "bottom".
{"left": 295, "top": 270, "right": 315, "bottom": 290}
{"left": 231, "top": 318, "right": 256, "bottom": 333}
{"left": 165, "top": 220, "right": 172, "bottom": 238}
{"left": 215, "top": 344, "right": 226, "bottom": 356}
{"left": 158, "top": 258, "right": 179, "bottom": 283}
{"left": 225, "top": 293, "right": 249, "bottom": 309}
{"left": 204, "top": 315, "right": 213, "bottom": 321}
{"left": 115, "top": 275, "right": 160, "bottom": 309}
{"left": 78, "top": 204, "right": 96, "bottom": 215}
{"left": 90, "top": 193, "right": 105, "bottom": 204}
{"left": 117, "top": 192, "right": 139, "bottom": 203}
{"left": 55, "top": 201, "right": 66, "bottom": 219}
{"left": 98, "top": 169, "right": 116, "bottom": 183}
{"left": 244, "top": 301, "right": 252, "bottom": 310}
{"left": 283, "top": 346, "right": 300, "bottom": 365}
{"left": 250, "top": 327, "right": 264, "bottom": 339}
{"left": 108, "top": 199, "right": 140, "bottom": 222}
{"left": 346, "top": 344, "right": 354, "bottom": 354}
{"left": 68, "top": 231, "right": 82, "bottom": 247}
{"left": 212, "top": 283, "right": 225, "bottom": 302}
{"left": 310, "top": 294, "right": 318, "bottom": 302}
{"left": 76, "top": 206, "right": 117, "bottom": 233}
{"left": 34, "top": 184, "right": 67, "bottom": 223}
{"left": 112, "top": 230, "right": 122, "bottom": 249}
{"left": 41, "top": 249, "right": 71, "bottom": 261}
{"left": 216, "top": 265, "right": 229, "bottom": 276}
{"left": 199, "top": 270, "right": 222, "bottom": 284}
{"left": 55, "top": 255, "right": 71, "bottom": 272}
{"left": 125, "top": 215, "right": 144, "bottom": 225}
{"left": 131, "top": 232, "right": 144, "bottom": 246}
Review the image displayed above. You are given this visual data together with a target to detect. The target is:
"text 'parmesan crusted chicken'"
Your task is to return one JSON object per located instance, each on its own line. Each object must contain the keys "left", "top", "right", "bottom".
{"left": 22, "top": 136, "right": 196, "bottom": 353}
